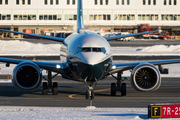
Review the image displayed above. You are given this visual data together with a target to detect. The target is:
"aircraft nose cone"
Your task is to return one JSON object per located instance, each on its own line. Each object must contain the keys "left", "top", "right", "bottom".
{"left": 80, "top": 65, "right": 103, "bottom": 81}
{"left": 81, "top": 53, "right": 104, "bottom": 65}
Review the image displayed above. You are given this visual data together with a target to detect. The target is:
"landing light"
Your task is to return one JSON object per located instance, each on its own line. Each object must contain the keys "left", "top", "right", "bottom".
{"left": 112, "top": 65, "right": 116, "bottom": 69}
{"left": 56, "top": 65, "right": 61, "bottom": 69}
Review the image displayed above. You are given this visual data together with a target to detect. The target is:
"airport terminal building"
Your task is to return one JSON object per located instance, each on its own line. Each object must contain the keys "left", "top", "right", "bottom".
{"left": 0, "top": 0, "right": 180, "bottom": 38}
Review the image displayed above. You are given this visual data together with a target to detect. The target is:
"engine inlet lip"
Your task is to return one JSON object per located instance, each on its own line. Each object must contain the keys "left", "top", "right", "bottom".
{"left": 12, "top": 62, "right": 42, "bottom": 90}
{"left": 133, "top": 65, "right": 160, "bottom": 91}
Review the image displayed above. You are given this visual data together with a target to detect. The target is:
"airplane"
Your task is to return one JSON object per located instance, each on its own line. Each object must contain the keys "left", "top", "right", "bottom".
{"left": 0, "top": 0, "right": 177, "bottom": 99}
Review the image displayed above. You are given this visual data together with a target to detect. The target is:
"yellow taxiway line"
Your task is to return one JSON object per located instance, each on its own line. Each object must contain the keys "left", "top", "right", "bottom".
{"left": 68, "top": 88, "right": 110, "bottom": 99}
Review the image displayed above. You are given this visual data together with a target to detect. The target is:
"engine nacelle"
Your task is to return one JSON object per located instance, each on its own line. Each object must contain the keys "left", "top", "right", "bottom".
{"left": 130, "top": 63, "right": 161, "bottom": 92}
{"left": 12, "top": 61, "right": 42, "bottom": 91}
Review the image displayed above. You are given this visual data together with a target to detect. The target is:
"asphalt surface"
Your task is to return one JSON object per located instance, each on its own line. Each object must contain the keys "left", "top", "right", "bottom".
{"left": 0, "top": 77, "right": 179, "bottom": 108}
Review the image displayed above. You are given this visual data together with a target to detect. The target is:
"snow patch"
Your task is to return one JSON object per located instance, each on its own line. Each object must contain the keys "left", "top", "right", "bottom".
{"left": 0, "top": 40, "right": 61, "bottom": 56}
{"left": 0, "top": 106, "right": 149, "bottom": 120}
{"left": 112, "top": 45, "right": 180, "bottom": 56}
{"left": 141, "top": 45, "right": 180, "bottom": 52}
{"left": 1, "top": 40, "right": 180, "bottom": 56}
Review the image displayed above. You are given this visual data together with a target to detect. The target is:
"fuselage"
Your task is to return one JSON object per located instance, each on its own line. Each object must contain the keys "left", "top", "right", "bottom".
{"left": 60, "top": 32, "right": 113, "bottom": 82}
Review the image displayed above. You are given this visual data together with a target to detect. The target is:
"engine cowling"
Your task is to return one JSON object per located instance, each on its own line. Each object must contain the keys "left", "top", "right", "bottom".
{"left": 12, "top": 61, "right": 42, "bottom": 91}
{"left": 130, "top": 63, "right": 161, "bottom": 92}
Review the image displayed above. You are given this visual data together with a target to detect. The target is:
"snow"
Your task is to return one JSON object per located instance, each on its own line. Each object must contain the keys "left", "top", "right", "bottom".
{"left": 0, "top": 106, "right": 170, "bottom": 120}
{"left": 1, "top": 40, "right": 180, "bottom": 120}
{"left": 0, "top": 40, "right": 60, "bottom": 56}
{"left": 1, "top": 40, "right": 180, "bottom": 56}
{"left": 0, "top": 106, "right": 179, "bottom": 120}
{"left": 112, "top": 45, "right": 180, "bottom": 56}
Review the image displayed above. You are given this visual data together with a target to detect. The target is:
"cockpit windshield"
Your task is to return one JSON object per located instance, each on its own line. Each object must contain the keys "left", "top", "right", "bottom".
{"left": 81, "top": 47, "right": 91, "bottom": 52}
{"left": 92, "top": 48, "right": 102, "bottom": 52}
{"left": 80, "top": 47, "right": 106, "bottom": 53}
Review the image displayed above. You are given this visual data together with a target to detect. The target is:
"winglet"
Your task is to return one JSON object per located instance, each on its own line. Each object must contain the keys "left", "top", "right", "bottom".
{"left": 77, "top": 0, "right": 84, "bottom": 33}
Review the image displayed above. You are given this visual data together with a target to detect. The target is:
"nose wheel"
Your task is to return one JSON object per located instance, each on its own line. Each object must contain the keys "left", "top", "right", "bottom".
{"left": 85, "top": 85, "right": 94, "bottom": 99}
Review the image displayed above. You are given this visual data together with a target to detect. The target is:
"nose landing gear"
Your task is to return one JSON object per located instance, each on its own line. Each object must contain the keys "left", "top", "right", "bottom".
{"left": 85, "top": 85, "right": 95, "bottom": 99}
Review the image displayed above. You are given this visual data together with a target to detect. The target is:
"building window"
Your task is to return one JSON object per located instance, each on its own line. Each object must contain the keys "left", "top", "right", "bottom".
{"left": 28, "top": 15, "right": 36, "bottom": 20}
{"left": 122, "top": 0, "right": 124, "bottom": 5}
{"left": 169, "top": 0, "right": 171, "bottom": 5}
{"left": 0, "top": 14, "right": 11, "bottom": 20}
{"left": 100, "top": 0, "right": 103, "bottom": 5}
{"left": 114, "top": 14, "right": 135, "bottom": 21}
{"left": 14, "top": 14, "right": 36, "bottom": 20}
{"left": 161, "top": 14, "right": 180, "bottom": 21}
{"left": 16, "top": 0, "right": 19, "bottom": 4}
{"left": 127, "top": 0, "right": 130, "bottom": 5}
{"left": 89, "top": 14, "right": 111, "bottom": 21}
{"left": 50, "top": 0, "right": 53, "bottom": 5}
{"left": 106, "top": 0, "right": 108, "bottom": 5}
{"left": 67, "top": 0, "right": 70, "bottom": 5}
{"left": 72, "top": 0, "right": 75, "bottom": 5}
{"left": 0, "top": 0, "right": 2, "bottom": 5}
{"left": 64, "top": 14, "right": 77, "bottom": 20}
{"left": 5, "top": 0, "right": 8, "bottom": 4}
{"left": 56, "top": 0, "right": 59, "bottom": 4}
{"left": 153, "top": 0, "right": 156, "bottom": 5}
{"left": 23, "top": 15, "right": 28, "bottom": 20}
{"left": 148, "top": 0, "right": 151, "bottom": 5}
{"left": 138, "top": 14, "right": 158, "bottom": 21}
{"left": 28, "top": 0, "right": 31, "bottom": 5}
{"left": 41, "top": 14, "right": 60, "bottom": 20}
{"left": 116, "top": 0, "right": 119, "bottom": 5}
{"left": 44, "top": 0, "right": 47, "bottom": 5}
{"left": 174, "top": 0, "right": 176, "bottom": 5}
{"left": 143, "top": 0, "right": 146, "bottom": 5}
{"left": 22, "top": 0, "right": 25, "bottom": 4}
{"left": 164, "top": 0, "right": 166, "bottom": 5}
{"left": 95, "top": 0, "right": 97, "bottom": 5}
{"left": 14, "top": 28, "right": 19, "bottom": 35}
{"left": 39, "top": 15, "right": 43, "bottom": 20}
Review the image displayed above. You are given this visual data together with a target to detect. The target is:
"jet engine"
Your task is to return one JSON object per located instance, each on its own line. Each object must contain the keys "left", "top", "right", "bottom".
{"left": 130, "top": 63, "right": 161, "bottom": 92}
{"left": 12, "top": 61, "right": 42, "bottom": 91}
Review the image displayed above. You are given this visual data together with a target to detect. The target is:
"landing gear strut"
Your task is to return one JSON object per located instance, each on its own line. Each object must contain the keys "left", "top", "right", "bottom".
{"left": 85, "top": 84, "right": 95, "bottom": 100}
{"left": 111, "top": 71, "right": 126, "bottom": 96}
{"left": 42, "top": 71, "right": 58, "bottom": 95}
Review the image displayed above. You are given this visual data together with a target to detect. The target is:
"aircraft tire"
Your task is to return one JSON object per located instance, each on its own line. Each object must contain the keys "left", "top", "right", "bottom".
{"left": 52, "top": 82, "right": 58, "bottom": 95}
{"left": 111, "top": 83, "right": 116, "bottom": 96}
{"left": 42, "top": 82, "right": 48, "bottom": 95}
{"left": 121, "top": 83, "right": 126, "bottom": 96}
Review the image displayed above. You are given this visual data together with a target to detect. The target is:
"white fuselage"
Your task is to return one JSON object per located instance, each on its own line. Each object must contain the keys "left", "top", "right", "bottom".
{"left": 60, "top": 32, "right": 113, "bottom": 82}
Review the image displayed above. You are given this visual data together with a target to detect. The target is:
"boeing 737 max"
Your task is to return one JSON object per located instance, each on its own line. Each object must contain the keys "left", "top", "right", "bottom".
{"left": 0, "top": 0, "right": 178, "bottom": 99}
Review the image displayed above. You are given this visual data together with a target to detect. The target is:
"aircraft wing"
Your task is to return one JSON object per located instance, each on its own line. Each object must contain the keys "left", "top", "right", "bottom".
{"left": 0, "top": 57, "right": 67, "bottom": 73}
{"left": 104, "top": 30, "right": 159, "bottom": 41}
{"left": 109, "top": 58, "right": 180, "bottom": 74}
{"left": 0, "top": 29, "right": 65, "bottom": 43}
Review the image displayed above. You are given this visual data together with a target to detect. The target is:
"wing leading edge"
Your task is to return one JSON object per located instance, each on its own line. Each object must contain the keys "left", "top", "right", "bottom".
{"left": 105, "top": 30, "right": 160, "bottom": 41}
{"left": 0, "top": 29, "right": 65, "bottom": 43}
{"left": 0, "top": 57, "right": 67, "bottom": 73}
{"left": 109, "top": 58, "right": 180, "bottom": 74}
